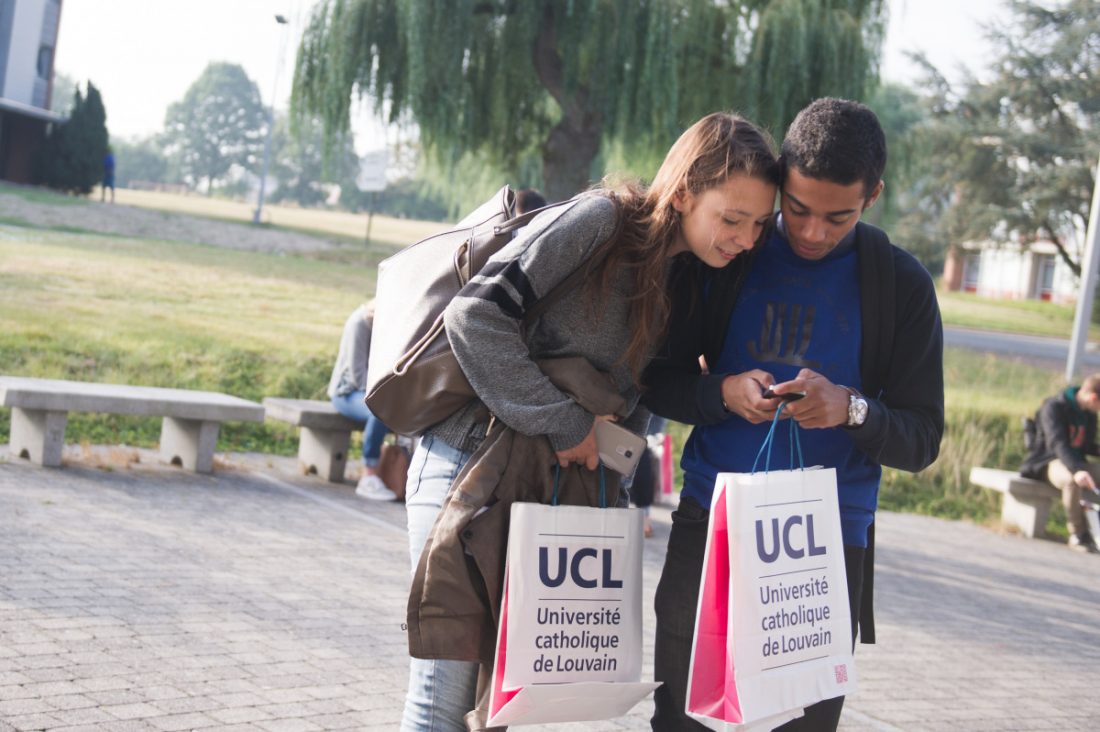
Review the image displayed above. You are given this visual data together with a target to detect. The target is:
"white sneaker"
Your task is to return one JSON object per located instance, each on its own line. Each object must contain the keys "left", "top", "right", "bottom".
{"left": 356, "top": 474, "right": 395, "bottom": 501}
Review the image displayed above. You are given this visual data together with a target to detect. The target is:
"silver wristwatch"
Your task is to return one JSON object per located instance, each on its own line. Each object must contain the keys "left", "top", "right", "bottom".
{"left": 847, "top": 394, "right": 868, "bottom": 427}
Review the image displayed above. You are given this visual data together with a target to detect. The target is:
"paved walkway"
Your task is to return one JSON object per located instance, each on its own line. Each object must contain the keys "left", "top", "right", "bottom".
{"left": 1, "top": 448, "right": 1098, "bottom": 731}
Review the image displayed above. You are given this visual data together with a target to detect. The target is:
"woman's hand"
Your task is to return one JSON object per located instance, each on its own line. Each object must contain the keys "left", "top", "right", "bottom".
{"left": 555, "top": 415, "right": 616, "bottom": 470}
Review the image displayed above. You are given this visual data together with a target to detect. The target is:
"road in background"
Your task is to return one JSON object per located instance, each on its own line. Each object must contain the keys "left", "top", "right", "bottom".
{"left": 945, "top": 326, "right": 1100, "bottom": 369}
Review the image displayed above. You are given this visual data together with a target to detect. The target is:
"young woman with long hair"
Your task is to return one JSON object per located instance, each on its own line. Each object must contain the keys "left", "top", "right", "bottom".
{"left": 401, "top": 111, "right": 780, "bottom": 732}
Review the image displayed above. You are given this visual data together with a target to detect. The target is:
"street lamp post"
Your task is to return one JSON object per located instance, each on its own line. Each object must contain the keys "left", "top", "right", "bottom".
{"left": 1066, "top": 151, "right": 1100, "bottom": 382}
{"left": 253, "top": 13, "right": 290, "bottom": 226}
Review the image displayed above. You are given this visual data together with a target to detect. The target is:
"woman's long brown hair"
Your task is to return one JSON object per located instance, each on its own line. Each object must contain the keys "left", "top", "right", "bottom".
{"left": 592, "top": 112, "right": 780, "bottom": 383}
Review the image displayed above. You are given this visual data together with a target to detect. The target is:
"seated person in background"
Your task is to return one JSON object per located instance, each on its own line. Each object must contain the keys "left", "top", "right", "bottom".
{"left": 327, "top": 301, "right": 396, "bottom": 501}
{"left": 1021, "top": 373, "right": 1100, "bottom": 553}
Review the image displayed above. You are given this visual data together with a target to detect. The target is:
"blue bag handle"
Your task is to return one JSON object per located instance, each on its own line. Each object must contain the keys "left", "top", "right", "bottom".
{"left": 751, "top": 401, "right": 805, "bottom": 474}
{"left": 551, "top": 462, "right": 607, "bottom": 508}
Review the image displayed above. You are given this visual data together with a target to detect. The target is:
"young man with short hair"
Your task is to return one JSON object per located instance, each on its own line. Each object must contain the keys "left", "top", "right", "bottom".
{"left": 644, "top": 98, "right": 945, "bottom": 731}
{"left": 1021, "top": 374, "right": 1100, "bottom": 553}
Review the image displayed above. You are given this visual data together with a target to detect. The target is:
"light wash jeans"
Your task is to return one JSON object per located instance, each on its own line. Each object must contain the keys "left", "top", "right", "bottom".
{"left": 330, "top": 390, "right": 389, "bottom": 467}
{"left": 401, "top": 434, "right": 479, "bottom": 732}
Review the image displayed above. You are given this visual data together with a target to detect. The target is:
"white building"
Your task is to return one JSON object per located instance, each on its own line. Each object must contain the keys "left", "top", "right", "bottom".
{"left": 944, "top": 240, "right": 1080, "bottom": 305}
{"left": 0, "top": 0, "right": 63, "bottom": 183}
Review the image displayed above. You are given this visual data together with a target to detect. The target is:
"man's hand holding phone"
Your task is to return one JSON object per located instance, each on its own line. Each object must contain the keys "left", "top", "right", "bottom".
{"left": 770, "top": 369, "right": 850, "bottom": 429}
{"left": 720, "top": 370, "right": 779, "bottom": 424}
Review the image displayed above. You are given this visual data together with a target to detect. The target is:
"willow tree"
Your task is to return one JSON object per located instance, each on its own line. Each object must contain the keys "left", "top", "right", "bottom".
{"left": 293, "top": 0, "right": 885, "bottom": 202}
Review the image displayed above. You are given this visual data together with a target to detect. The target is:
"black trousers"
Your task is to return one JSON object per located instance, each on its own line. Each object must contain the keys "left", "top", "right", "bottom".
{"left": 651, "top": 496, "right": 866, "bottom": 732}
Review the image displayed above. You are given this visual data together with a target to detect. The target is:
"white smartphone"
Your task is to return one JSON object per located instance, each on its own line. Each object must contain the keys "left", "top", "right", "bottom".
{"left": 595, "top": 421, "right": 647, "bottom": 477}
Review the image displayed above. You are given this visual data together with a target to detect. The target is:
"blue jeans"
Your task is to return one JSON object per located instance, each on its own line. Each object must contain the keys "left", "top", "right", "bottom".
{"left": 401, "top": 435, "right": 479, "bottom": 732}
{"left": 330, "top": 390, "right": 389, "bottom": 467}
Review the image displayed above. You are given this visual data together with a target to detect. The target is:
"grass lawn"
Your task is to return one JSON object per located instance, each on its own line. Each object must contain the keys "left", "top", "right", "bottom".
{"left": 109, "top": 187, "right": 446, "bottom": 248}
{"left": 937, "top": 287, "right": 1100, "bottom": 341}
{"left": 0, "top": 224, "right": 371, "bottom": 454}
{"left": 0, "top": 216, "right": 1082, "bottom": 536}
{"left": 27, "top": 183, "right": 1096, "bottom": 344}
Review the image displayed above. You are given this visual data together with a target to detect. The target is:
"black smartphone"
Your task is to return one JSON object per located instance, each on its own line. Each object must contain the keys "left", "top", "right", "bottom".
{"left": 762, "top": 387, "right": 806, "bottom": 402}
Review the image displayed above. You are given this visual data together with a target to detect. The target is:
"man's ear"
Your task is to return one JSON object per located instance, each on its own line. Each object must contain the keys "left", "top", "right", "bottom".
{"left": 863, "top": 180, "right": 885, "bottom": 211}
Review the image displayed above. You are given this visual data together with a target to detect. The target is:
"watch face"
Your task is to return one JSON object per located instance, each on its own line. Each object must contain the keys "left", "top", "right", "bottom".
{"left": 849, "top": 395, "right": 868, "bottom": 426}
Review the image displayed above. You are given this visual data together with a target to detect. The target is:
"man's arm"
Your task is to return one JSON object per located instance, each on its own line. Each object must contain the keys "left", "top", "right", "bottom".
{"left": 775, "top": 253, "right": 944, "bottom": 472}
{"left": 643, "top": 256, "right": 787, "bottom": 426}
{"left": 848, "top": 257, "right": 944, "bottom": 472}
{"left": 641, "top": 259, "right": 729, "bottom": 425}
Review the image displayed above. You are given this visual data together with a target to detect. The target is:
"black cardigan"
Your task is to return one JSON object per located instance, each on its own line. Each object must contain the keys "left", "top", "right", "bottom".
{"left": 642, "top": 221, "right": 945, "bottom": 645}
{"left": 643, "top": 220, "right": 945, "bottom": 474}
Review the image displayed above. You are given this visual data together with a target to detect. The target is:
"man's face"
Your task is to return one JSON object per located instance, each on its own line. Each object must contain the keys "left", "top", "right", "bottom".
{"left": 1081, "top": 389, "right": 1100, "bottom": 413}
{"left": 780, "top": 168, "right": 883, "bottom": 261}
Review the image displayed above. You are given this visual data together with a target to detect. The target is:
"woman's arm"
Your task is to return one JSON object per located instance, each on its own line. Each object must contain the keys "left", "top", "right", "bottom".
{"left": 445, "top": 194, "right": 620, "bottom": 452}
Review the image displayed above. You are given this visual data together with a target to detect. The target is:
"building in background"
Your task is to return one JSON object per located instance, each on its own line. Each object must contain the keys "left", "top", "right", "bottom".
{"left": 943, "top": 240, "right": 1079, "bottom": 305}
{"left": 0, "top": 0, "right": 63, "bottom": 183}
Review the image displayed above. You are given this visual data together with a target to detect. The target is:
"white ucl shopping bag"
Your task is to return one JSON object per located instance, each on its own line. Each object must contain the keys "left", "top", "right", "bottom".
{"left": 686, "top": 409, "right": 857, "bottom": 730}
{"left": 487, "top": 470, "right": 659, "bottom": 726}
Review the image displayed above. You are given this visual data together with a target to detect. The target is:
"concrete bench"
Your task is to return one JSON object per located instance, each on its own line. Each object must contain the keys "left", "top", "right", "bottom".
{"left": 969, "top": 466, "right": 1061, "bottom": 538}
{"left": 262, "top": 398, "right": 363, "bottom": 482}
{"left": 1, "top": 376, "right": 264, "bottom": 473}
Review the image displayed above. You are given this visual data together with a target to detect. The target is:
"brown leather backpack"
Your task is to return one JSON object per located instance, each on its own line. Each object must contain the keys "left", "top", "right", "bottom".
{"left": 365, "top": 186, "right": 617, "bottom": 435}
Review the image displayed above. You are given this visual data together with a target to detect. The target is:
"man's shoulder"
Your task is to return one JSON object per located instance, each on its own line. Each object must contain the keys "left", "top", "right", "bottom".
{"left": 854, "top": 222, "right": 933, "bottom": 286}
{"left": 1038, "top": 394, "right": 1070, "bottom": 421}
{"left": 1041, "top": 394, "right": 1066, "bottom": 411}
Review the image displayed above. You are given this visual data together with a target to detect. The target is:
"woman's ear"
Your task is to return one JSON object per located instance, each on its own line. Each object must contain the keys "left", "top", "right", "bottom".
{"left": 672, "top": 189, "right": 692, "bottom": 214}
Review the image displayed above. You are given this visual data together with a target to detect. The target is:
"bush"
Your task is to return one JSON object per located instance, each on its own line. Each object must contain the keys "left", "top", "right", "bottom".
{"left": 879, "top": 410, "right": 1017, "bottom": 521}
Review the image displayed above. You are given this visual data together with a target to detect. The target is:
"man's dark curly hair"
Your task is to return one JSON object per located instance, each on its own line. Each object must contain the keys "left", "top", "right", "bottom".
{"left": 780, "top": 98, "right": 886, "bottom": 199}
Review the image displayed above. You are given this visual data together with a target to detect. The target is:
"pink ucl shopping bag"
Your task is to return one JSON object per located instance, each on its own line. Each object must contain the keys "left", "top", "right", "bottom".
{"left": 686, "top": 408, "right": 858, "bottom": 730}
{"left": 486, "top": 469, "right": 658, "bottom": 726}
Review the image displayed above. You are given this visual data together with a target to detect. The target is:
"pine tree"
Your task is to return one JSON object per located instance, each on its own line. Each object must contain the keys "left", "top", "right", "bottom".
{"left": 907, "top": 0, "right": 1100, "bottom": 276}
{"left": 292, "top": 0, "right": 885, "bottom": 201}
{"left": 33, "top": 82, "right": 110, "bottom": 195}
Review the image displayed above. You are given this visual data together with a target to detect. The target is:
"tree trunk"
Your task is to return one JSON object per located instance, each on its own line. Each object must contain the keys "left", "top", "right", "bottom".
{"left": 541, "top": 116, "right": 602, "bottom": 203}
{"left": 532, "top": 3, "right": 603, "bottom": 203}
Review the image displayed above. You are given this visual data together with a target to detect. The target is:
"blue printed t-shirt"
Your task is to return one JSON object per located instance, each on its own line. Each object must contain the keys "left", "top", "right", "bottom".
{"left": 680, "top": 222, "right": 882, "bottom": 547}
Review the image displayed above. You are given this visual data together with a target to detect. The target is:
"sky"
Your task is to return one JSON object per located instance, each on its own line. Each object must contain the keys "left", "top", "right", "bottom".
{"left": 52, "top": 0, "right": 1013, "bottom": 147}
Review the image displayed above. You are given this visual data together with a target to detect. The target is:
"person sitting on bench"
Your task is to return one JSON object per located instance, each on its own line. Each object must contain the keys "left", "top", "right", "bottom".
{"left": 1021, "top": 374, "right": 1100, "bottom": 554}
{"left": 327, "top": 301, "right": 396, "bottom": 501}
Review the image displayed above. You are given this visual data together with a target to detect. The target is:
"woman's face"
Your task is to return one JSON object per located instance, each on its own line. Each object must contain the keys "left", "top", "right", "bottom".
{"left": 670, "top": 174, "right": 777, "bottom": 268}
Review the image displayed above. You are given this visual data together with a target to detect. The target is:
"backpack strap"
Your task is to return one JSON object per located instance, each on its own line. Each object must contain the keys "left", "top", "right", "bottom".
{"left": 492, "top": 200, "right": 563, "bottom": 237}
{"left": 856, "top": 223, "right": 895, "bottom": 397}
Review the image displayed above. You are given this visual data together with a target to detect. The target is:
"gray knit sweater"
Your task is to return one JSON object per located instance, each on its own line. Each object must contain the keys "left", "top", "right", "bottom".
{"left": 432, "top": 192, "right": 648, "bottom": 454}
